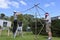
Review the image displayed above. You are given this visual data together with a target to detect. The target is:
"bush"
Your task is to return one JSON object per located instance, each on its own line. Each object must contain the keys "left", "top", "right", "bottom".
{"left": 30, "top": 20, "right": 45, "bottom": 35}
{"left": 31, "top": 19, "right": 60, "bottom": 37}
{"left": 51, "top": 19, "right": 60, "bottom": 37}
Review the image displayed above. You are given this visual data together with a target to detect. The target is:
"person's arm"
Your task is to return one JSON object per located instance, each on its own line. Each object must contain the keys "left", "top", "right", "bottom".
{"left": 44, "top": 16, "right": 49, "bottom": 22}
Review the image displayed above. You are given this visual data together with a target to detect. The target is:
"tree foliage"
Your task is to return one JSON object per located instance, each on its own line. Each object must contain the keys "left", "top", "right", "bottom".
{"left": 0, "top": 13, "right": 5, "bottom": 19}
{"left": 1, "top": 13, "right": 60, "bottom": 37}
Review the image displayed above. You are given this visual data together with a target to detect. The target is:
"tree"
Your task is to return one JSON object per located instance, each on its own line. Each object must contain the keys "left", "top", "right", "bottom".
{"left": 10, "top": 16, "right": 14, "bottom": 22}
{"left": 17, "top": 14, "right": 23, "bottom": 21}
{"left": 4, "top": 16, "right": 10, "bottom": 20}
{"left": 0, "top": 13, "right": 5, "bottom": 19}
{"left": 51, "top": 19, "right": 60, "bottom": 37}
{"left": 23, "top": 14, "right": 34, "bottom": 31}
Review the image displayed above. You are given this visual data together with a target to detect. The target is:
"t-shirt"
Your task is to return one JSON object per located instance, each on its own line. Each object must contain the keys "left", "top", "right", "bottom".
{"left": 14, "top": 14, "right": 17, "bottom": 20}
{"left": 45, "top": 15, "right": 51, "bottom": 23}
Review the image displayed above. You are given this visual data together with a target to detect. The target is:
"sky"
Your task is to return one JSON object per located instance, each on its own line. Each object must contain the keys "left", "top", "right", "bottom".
{"left": 0, "top": 0, "right": 60, "bottom": 17}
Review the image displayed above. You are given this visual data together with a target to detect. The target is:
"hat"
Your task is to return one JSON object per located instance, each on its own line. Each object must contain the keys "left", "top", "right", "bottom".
{"left": 14, "top": 11, "right": 17, "bottom": 14}
{"left": 45, "top": 13, "right": 49, "bottom": 16}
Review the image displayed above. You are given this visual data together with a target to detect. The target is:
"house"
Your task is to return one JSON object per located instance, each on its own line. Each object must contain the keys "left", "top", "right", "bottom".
{"left": 57, "top": 16, "right": 60, "bottom": 19}
{"left": 0, "top": 19, "right": 11, "bottom": 28}
{"left": 51, "top": 16, "right": 60, "bottom": 20}
{"left": 0, "top": 19, "right": 11, "bottom": 36}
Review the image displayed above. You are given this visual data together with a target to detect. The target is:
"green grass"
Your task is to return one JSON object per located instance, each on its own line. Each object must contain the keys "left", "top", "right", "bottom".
{"left": 0, "top": 30, "right": 60, "bottom": 40}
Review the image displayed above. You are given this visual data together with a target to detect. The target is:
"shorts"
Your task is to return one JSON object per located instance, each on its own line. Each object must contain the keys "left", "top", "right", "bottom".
{"left": 17, "top": 26, "right": 22, "bottom": 31}
{"left": 46, "top": 23, "right": 51, "bottom": 32}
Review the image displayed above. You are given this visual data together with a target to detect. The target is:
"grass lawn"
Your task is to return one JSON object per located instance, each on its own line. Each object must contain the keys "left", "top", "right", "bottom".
{"left": 0, "top": 30, "right": 60, "bottom": 40}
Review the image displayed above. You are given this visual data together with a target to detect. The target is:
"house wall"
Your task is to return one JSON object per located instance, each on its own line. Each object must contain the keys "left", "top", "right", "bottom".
{"left": 58, "top": 17, "right": 60, "bottom": 19}
{"left": 0, "top": 19, "right": 11, "bottom": 27}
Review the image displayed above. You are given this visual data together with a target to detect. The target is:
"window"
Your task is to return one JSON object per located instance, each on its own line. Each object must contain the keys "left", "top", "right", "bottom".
{"left": 3, "top": 22, "right": 7, "bottom": 27}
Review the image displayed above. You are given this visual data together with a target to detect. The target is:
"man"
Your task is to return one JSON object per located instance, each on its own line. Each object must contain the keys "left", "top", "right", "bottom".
{"left": 45, "top": 13, "right": 52, "bottom": 40}
{"left": 13, "top": 11, "right": 18, "bottom": 38}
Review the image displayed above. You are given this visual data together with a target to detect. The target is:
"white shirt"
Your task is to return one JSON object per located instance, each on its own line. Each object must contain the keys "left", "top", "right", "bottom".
{"left": 14, "top": 14, "right": 17, "bottom": 20}
{"left": 45, "top": 15, "right": 51, "bottom": 23}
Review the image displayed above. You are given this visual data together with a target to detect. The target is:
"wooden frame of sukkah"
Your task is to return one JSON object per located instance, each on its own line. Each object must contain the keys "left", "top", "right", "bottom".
{"left": 21, "top": 3, "right": 47, "bottom": 40}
